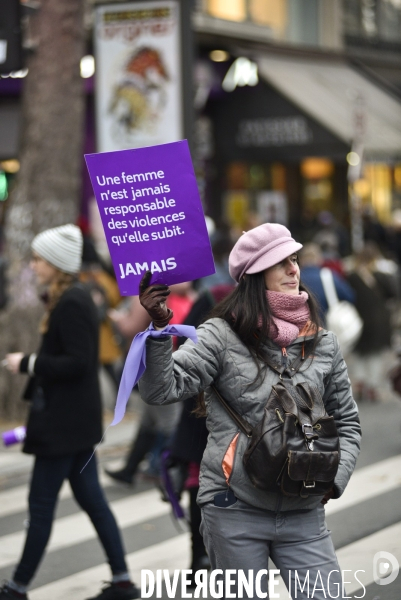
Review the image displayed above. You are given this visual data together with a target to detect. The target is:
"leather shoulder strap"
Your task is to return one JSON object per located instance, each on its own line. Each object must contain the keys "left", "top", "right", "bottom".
{"left": 210, "top": 385, "right": 253, "bottom": 437}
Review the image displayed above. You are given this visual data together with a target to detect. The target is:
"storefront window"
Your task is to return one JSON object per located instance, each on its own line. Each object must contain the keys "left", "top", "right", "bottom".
{"left": 343, "top": 0, "right": 362, "bottom": 36}
{"left": 301, "top": 158, "right": 335, "bottom": 214}
{"left": 223, "top": 161, "right": 289, "bottom": 231}
{"left": 362, "top": 0, "right": 379, "bottom": 37}
{"left": 206, "top": 0, "right": 247, "bottom": 21}
{"left": 394, "top": 165, "right": 401, "bottom": 193}
{"left": 393, "top": 164, "right": 401, "bottom": 212}
{"left": 249, "top": 0, "right": 287, "bottom": 37}
{"left": 380, "top": 0, "right": 401, "bottom": 42}
{"left": 286, "top": 0, "right": 319, "bottom": 45}
{"left": 363, "top": 164, "right": 392, "bottom": 223}
{"left": 343, "top": 0, "right": 401, "bottom": 44}
{"left": 352, "top": 163, "right": 401, "bottom": 226}
{"left": 205, "top": 0, "right": 319, "bottom": 45}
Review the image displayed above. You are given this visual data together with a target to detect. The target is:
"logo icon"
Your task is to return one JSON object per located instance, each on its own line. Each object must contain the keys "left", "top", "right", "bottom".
{"left": 373, "top": 551, "right": 399, "bottom": 586}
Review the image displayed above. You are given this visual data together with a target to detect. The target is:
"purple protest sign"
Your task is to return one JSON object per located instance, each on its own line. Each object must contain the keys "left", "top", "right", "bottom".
{"left": 85, "top": 140, "right": 215, "bottom": 295}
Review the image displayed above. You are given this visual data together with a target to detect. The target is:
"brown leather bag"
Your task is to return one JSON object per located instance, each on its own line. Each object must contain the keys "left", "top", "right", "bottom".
{"left": 212, "top": 344, "right": 340, "bottom": 498}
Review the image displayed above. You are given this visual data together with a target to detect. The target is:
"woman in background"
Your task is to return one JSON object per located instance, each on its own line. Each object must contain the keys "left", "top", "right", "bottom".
{"left": 2, "top": 225, "right": 138, "bottom": 600}
{"left": 347, "top": 242, "right": 397, "bottom": 401}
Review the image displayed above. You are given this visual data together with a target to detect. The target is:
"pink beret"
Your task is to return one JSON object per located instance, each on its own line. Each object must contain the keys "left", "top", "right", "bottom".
{"left": 229, "top": 223, "right": 302, "bottom": 282}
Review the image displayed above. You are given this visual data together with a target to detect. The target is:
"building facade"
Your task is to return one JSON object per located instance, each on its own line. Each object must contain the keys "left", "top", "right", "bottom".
{"left": 1, "top": 0, "right": 401, "bottom": 249}
{"left": 192, "top": 0, "right": 401, "bottom": 245}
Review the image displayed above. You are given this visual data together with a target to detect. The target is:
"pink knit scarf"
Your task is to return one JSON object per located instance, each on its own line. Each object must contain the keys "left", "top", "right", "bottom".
{"left": 266, "top": 290, "right": 310, "bottom": 347}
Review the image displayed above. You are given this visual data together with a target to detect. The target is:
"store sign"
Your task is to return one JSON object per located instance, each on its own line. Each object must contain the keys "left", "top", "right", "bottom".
{"left": 94, "top": 1, "right": 183, "bottom": 152}
{"left": 85, "top": 140, "right": 215, "bottom": 296}
{"left": 236, "top": 116, "right": 313, "bottom": 148}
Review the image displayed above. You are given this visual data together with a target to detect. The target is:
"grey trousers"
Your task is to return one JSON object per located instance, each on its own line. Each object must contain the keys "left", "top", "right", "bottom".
{"left": 200, "top": 498, "right": 346, "bottom": 599}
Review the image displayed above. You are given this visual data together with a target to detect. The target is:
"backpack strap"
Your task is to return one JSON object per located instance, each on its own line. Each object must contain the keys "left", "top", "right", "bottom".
{"left": 210, "top": 385, "right": 253, "bottom": 438}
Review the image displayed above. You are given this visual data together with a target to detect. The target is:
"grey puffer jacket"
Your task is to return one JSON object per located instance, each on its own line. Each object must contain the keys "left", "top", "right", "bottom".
{"left": 138, "top": 318, "right": 361, "bottom": 511}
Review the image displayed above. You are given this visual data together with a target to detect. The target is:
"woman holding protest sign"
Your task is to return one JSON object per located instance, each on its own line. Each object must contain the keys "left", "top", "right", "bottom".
{"left": 137, "top": 223, "right": 361, "bottom": 599}
{"left": 1, "top": 225, "right": 139, "bottom": 600}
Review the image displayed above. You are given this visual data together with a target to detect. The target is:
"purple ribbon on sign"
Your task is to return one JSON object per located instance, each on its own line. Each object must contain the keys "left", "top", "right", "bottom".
{"left": 111, "top": 323, "right": 198, "bottom": 426}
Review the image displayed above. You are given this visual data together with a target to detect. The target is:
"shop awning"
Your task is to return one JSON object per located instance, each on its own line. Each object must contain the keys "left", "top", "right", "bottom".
{"left": 257, "top": 55, "right": 401, "bottom": 159}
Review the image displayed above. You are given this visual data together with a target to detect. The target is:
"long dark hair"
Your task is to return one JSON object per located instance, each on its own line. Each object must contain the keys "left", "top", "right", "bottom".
{"left": 209, "top": 271, "right": 322, "bottom": 382}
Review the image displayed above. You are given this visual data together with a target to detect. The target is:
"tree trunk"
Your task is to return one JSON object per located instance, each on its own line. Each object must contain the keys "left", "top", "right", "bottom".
{"left": 0, "top": 0, "right": 85, "bottom": 419}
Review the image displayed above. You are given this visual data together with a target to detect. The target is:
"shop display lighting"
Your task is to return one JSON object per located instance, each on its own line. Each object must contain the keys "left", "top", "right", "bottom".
{"left": 353, "top": 178, "right": 371, "bottom": 199}
{"left": 301, "top": 158, "right": 334, "bottom": 180}
{"left": 10, "top": 69, "right": 28, "bottom": 77}
{"left": 0, "top": 159, "right": 19, "bottom": 173}
{"left": 347, "top": 151, "right": 360, "bottom": 166}
{"left": 209, "top": 49, "right": 230, "bottom": 62}
{"left": 0, "top": 68, "right": 28, "bottom": 78}
{"left": 80, "top": 55, "right": 95, "bottom": 79}
{"left": 222, "top": 56, "right": 258, "bottom": 92}
{"left": 394, "top": 165, "right": 401, "bottom": 189}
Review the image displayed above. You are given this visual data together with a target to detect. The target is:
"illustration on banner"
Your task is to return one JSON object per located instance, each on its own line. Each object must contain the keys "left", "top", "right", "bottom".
{"left": 109, "top": 46, "right": 170, "bottom": 143}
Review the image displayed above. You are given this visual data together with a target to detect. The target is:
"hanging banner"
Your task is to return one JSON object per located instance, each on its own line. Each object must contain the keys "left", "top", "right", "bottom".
{"left": 94, "top": 1, "right": 183, "bottom": 152}
{"left": 85, "top": 140, "right": 215, "bottom": 296}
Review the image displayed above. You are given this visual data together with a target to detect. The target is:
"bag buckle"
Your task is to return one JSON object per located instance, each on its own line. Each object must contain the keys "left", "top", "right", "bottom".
{"left": 302, "top": 423, "right": 314, "bottom": 437}
{"left": 303, "top": 480, "right": 315, "bottom": 489}
{"left": 302, "top": 423, "right": 318, "bottom": 446}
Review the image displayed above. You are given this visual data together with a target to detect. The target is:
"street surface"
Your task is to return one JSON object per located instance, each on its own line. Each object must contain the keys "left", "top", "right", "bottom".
{"left": 0, "top": 396, "right": 401, "bottom": 599}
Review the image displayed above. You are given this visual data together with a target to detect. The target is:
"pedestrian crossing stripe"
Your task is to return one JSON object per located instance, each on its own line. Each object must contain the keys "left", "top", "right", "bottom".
{"left": 1, "top": 454, "right": 400, "bottom": 521}
{"left": 325, "top": 454, "right": 401, "bottom": 516}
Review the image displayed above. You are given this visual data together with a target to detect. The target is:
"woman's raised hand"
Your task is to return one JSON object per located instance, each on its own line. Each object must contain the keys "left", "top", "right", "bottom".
{"left": 139, "top": 270, "right": 173, "bottom": 328}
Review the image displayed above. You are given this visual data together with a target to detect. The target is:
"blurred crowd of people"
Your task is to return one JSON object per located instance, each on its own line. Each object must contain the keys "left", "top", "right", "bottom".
{"left": 292, "top": 208, "right": 401, "bottom": 403}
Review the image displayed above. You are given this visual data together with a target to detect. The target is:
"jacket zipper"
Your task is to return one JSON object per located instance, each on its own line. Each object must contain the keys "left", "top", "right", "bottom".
{"left": 281, "top": 347, "right": 288, "bottom": 369}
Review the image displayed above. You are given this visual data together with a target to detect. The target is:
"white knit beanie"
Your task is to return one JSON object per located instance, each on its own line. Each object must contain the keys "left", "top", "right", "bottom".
{"left": 31, "top": 224, "right": 83, "bottom": 274}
